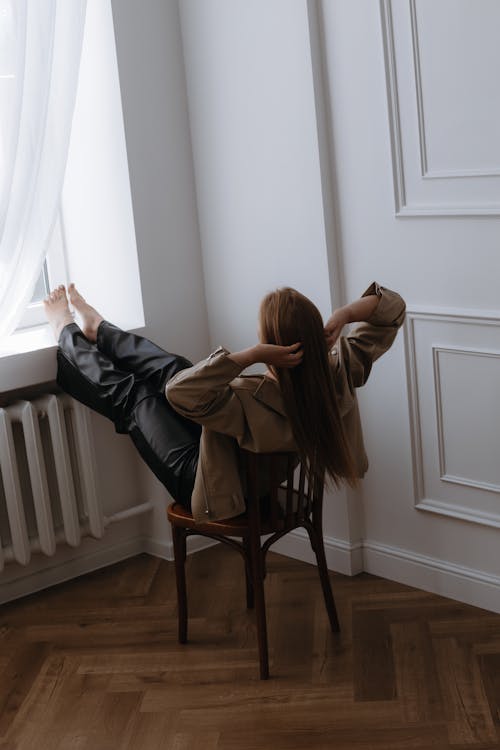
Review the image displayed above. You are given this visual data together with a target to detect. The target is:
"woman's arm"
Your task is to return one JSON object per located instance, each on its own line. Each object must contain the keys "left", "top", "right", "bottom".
{"left": 227, "top": 342, "right": 303, "bottom": 370}
{"left": 327, "top": 282, "right": 406, "bottom": 388}
{"left": 166, "top": 342, "right": 302, "bottom": 436}
{"left": 324, "top": 294, "right": 380, "bottom": 348}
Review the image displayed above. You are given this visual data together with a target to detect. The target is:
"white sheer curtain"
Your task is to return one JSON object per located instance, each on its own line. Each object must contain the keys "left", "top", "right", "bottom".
{"left": 0, "top": 0, "right": 86, "bottom": 339}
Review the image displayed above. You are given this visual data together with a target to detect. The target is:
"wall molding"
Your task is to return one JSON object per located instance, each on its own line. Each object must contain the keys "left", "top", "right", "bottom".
{"left": 409, "top": 0, "right": 500, "bottom": 180}
{"left": 0, "top": 533, "right": 215, "bottom": 606}
{"left": 380, "top": 0, "right": 500, "bottom": 215}
{"left": 406, "top": 305, "right": 500, "bottom": 324}
{"left": 380, "top": 0, "right": 407, "bottom": 215}
{"left": 306, "top": 0, "right": 348, "bottom": 308}
{"left": 149, "top": 527, "right": 366, "bottom": 578}
{"left": 414, "top": 497, "right": 500, "bottom": 530}
{"left": 270, "top": 529, "right": 500, "bottom": 616}
{"left": 404, "top": 308, "right": 500, "bottom": 531}
{"left": 272, "top": 527, "right": 364, "bottom": 577}
{"left": 2, "top": 526, "right": 499, "bottom": 616}
{"left": 409, "top": 0, "right": 429, "bottom": 179}
{"left": 433, "top": 345, "right": 500, "bottom": 495}
{"left": 0, "top": 536, "right": 147, "bottom": 606}
{"left": 363, "top": 538, "right": 500, "bottom": 615}
{"left": 276, "top": 534, "right": 500, "bottom": 615}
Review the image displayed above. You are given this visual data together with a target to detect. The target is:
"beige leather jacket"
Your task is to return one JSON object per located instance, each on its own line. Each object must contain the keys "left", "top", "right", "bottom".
{"left": 166, "top": 282, "right": 406, "bottom": 522}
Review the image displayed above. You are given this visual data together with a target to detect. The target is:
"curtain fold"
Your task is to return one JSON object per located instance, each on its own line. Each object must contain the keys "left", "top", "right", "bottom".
{"left": 0, "top": 0, "right": 87, "bottom": 340}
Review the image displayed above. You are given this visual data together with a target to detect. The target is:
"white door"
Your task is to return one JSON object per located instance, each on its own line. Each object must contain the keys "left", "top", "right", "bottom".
{"left": 320, "top": 0, "right": 500, "bottom": 611}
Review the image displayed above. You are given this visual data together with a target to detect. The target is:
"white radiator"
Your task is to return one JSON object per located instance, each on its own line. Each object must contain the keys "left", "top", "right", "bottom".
{"left": 0, "top": 393, "right": 152, "bottom": 570}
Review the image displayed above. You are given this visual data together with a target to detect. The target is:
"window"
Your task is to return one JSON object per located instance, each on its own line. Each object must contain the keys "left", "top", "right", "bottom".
{"left": 0, "top": 0, "right": 72, "bottom": 332}
{"left": 1, "top": 0, "right": 143, "bottom": 354}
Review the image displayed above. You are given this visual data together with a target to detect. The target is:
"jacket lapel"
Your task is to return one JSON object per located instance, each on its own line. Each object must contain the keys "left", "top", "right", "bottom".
{"left": 252, "top": 378, "right": 288, "bottom": 416}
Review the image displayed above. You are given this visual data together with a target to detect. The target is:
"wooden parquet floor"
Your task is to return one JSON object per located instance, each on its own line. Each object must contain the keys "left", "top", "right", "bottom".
{"left": 1, "top": 547, "right": 500, "bottom": 750}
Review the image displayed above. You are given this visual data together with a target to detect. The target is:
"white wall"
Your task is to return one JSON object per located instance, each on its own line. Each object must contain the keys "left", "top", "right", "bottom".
{"left": 111, "top": 0, "right": 210, "bottom": 556}
{"left": 179, "top": 0, "right": 332, "bottom": 349}
{"left": 178, "top": 0, "right": 358, "bottom": 569}
{"left": 111, "top": 0, "right": 208, "bottom": 360}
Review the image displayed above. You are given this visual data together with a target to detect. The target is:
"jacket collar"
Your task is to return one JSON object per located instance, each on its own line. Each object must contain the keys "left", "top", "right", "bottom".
{"left": 252, "top": 377, "right": 287, "bottom": 417}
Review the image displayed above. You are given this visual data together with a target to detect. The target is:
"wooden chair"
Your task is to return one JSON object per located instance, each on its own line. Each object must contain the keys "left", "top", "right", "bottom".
{"left": 166, "top": 450, "right": 340, "bottom": 679}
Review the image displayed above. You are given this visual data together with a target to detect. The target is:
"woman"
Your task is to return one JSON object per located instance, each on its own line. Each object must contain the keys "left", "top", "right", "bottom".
{"left": 44, "top": 281, "right": 405, "bottom": 522}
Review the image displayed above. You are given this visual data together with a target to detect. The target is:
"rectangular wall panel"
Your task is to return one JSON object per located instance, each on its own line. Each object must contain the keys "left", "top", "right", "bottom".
{"left": 414, "top": 0, "right": 500, "bottom": 177}
{"left": 434, "top": 347, "right": 500, "bottom": 492}
{"left": 405, "top": 309, "right": 500, "bottom": 527}
{"left": 381, "top": 0, "right": 500, "bottom": 214}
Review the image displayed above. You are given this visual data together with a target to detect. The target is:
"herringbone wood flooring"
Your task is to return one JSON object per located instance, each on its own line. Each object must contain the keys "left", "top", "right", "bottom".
{"left": 0, "top": 547, "right": 499, "bottom": 749}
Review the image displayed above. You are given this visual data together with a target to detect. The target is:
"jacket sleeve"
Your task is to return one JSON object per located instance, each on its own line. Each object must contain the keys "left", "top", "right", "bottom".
{"left": 165, "top": 347, "right": 248, "bottom": 437}
{"left": 333, "top": 282, "right": 406, "bottom": 389}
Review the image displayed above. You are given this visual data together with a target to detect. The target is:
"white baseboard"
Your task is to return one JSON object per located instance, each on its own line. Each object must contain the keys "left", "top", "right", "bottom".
{"left": 272, "top": 528, "right": 364, "bottom": 576}
{"left": 0, "top": 533, "right": 219, "bottom": 605}
{"left": 0, "top": 536, "right": 146, "bottom": 606}
{"left": 3, "top": 526, "right": 499, "bottom": 616}
{"left": 272, "top": 531, "right": 500, "bottom": 614}
{"left": 363, "top": 539, "right": 500, "bottom": 615}
{"left": 146, "top": 529, "right": 364, "bottom": 575}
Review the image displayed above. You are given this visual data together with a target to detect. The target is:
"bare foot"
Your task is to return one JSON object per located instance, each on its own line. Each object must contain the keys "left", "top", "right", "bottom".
{"left": 43, "top": 285, "right": 74, "bottom": 341}
{"left": 68, "top": 283, "right": 104, "bottom": 343}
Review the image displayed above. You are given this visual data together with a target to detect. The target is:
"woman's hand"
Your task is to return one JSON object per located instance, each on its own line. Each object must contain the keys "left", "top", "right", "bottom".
{"left": 324, "top": 308, "right": 350, "bottom": 348}
{"left": 228, "top": 342, "right": 303, "bottom": 370}
{"left": 255, "top": 342, "right": 303, "bottom": 368}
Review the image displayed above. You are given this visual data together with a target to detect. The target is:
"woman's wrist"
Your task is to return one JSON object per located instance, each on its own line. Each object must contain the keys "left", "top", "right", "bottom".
{"left": 227, "top": 342, "right": 303, "bottom": 370}
{"left": 227, "top": 345, "right": 260, "bottom": 369}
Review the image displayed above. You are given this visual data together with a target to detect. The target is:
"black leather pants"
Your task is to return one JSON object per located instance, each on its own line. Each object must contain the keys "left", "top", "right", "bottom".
{"left": 56, "top": 321, "right": 200, "bottom": 509}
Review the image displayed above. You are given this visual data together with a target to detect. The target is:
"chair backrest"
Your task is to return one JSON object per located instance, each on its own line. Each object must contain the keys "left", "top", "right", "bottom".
{"left": 239, "top": 449, "right": 326, "bottom": 533}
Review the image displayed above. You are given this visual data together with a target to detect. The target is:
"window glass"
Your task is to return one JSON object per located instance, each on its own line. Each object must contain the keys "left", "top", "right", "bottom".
{"left": 30, "top": 264, "right": 49, "bottom": 304}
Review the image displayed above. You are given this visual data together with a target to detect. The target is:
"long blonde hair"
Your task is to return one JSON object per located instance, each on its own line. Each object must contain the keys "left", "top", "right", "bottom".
{"left": 259, "top": 287, "right": 357, "bottom": 488}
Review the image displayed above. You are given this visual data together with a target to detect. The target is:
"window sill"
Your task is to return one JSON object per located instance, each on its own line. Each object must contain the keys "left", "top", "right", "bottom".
{"left": 0, "top": 325, "right": 55, "bottom": 357}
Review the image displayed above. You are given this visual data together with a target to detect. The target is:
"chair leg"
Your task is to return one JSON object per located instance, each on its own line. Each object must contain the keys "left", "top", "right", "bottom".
{"left": 243, "top": 538, "right": 254, "bottom": 609}
{"left": 306, "top": 524, "right": 341, "bottom": 633}
{"left": 172, "top": 525, "right": 188, "bottom": 643}
{"left": 249, "top": 535, "right": 269, "bottom": 679}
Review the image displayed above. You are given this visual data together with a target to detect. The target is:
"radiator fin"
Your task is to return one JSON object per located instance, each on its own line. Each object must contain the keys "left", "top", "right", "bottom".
{"left": 46, "top": 395, "right": 81, "bottom": 548}
{"left": 21, "top": 401, "right": 56, "bottom": 557}
{"left": 0, "top": 409, "right": 31, "bottom": 565}
{"left": 0, "top": 394, "right": 103, "bottom": 570}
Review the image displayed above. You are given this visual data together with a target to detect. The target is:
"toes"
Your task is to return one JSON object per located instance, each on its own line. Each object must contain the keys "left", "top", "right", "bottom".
{"left": 45, "top": 287, "right": 68, "bottom": 304}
